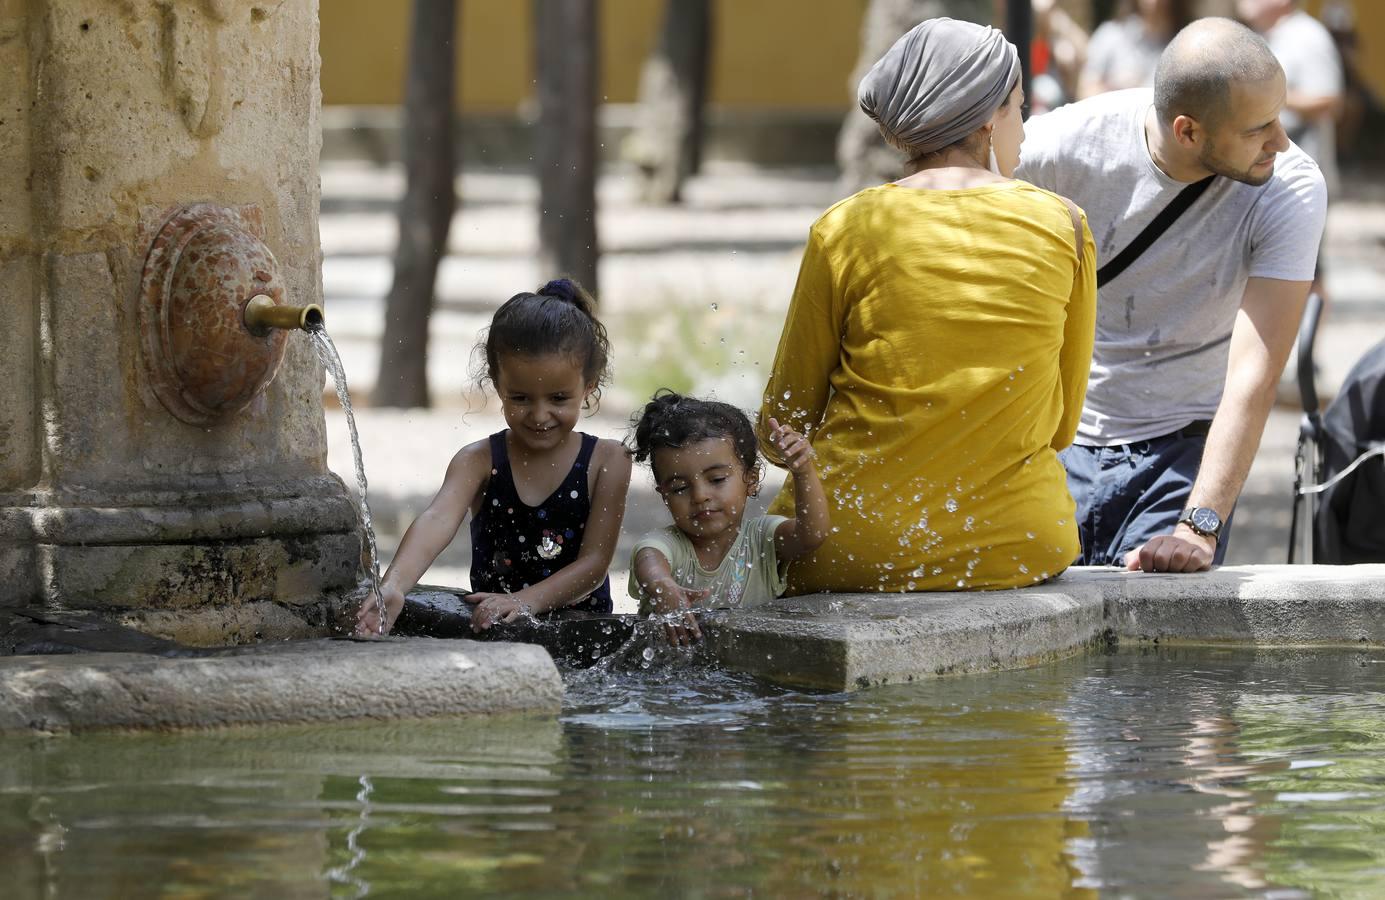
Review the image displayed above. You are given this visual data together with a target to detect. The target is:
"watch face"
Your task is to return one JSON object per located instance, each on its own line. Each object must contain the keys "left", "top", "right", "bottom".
{"left": 1191, "top": 508, "right": 1221, "bottom": 533}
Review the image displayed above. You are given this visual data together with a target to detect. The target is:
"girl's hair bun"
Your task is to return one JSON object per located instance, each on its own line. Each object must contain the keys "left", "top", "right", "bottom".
{"left": 538, "top": 278, "right": 581, "bottom": 304}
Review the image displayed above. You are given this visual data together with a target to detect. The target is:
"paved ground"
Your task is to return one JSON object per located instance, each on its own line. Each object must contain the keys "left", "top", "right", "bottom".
{"left": 321, "top": 160, "right": 1385, "bottom": 609}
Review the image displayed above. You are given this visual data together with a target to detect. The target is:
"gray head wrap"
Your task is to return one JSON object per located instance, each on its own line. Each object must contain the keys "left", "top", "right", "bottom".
{"left": 858, "top": 18, "right": 1021, "bottom": 156}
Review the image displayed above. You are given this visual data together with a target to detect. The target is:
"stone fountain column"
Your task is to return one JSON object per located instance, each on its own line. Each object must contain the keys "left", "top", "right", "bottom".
{"left": 0, "top": 1, "right": 360, "bottom": 643}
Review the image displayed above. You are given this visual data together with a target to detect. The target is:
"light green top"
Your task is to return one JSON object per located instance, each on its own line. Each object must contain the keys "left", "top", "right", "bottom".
{"left": 629, "top": 515, "right": 789, "bottom": 615}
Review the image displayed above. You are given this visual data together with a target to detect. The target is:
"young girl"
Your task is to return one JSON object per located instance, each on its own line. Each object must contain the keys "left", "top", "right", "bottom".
{"left": 628, "top": 391, "right": 830, "bottom": 646}
{"left": 356, "top": 279, "right": 632, "bottom": 636}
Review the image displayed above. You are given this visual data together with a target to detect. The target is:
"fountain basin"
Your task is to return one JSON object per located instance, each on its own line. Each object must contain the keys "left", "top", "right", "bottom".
{"left": 4, "top": 564, "right": 1382, "bottom": 734}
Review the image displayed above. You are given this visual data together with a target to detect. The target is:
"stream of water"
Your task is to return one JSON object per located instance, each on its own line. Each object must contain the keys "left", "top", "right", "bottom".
{"left": 309, "top": 327, "right": 384, "bottom": 631}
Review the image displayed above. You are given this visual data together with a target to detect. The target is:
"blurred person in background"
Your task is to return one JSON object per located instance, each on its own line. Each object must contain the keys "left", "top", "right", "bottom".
{"left": 1079, "top": 0, "right": 1194, "bottom": 99}
{"left": 1031, "top": 0, "right": 1090, "bottom": 112}
{"left": 1238, "top": 0, "right": 1342, "bottom": 195}
{"left": 1319, "top": 1, "right": 1372, "bottom": 164}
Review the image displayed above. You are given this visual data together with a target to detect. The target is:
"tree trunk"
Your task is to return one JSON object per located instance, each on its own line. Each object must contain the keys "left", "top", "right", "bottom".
{"left": 836, "top": 0, "right": 992, "bottom": 196}
{"left": 534, "top": 0, "right": 600, "bottom": 293}
{"left": 628, "top": 0, "right": 713, "bottom": 204}
{"left": 376, "top": 0, "right": 458, "bottom": 408}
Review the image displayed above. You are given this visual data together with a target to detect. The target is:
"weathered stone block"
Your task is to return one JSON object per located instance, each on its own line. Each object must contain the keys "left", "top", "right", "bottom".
{"left": 0, "top": 545, "right": 37, "bottom": 607}
{"left": 39, "top": 531, "right": 359, "bottom": 613}
{"left": 0, "top": 637, "right": 562, "bottom": 733}
{"left": 0, "top": 258, "right": 37, "bottom": 491}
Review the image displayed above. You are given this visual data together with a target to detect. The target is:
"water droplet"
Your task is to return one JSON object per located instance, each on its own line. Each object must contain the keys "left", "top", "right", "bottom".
{"left": 944, "top": 498, "right": 959, "bottom": 513}
{"left": 782, "top": 390, "right": 792, "bottom": 400}
{"left": 1018, "top": 563, "right": 1029, "bottom": 574}
{"left": 642, "top": 646, "right": 655, "bottom": 661}
{"left": 1026, "top": 531, "right": 1036, "bottom": 540}
{"left": 570, "top": 490, "right": 579, "bottom": 499}
{"left": 709, "top": 302, "right": 719, "bottom": 311}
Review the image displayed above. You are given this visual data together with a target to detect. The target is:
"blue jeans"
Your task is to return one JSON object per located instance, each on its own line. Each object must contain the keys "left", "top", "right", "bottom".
{"left": 1060, "top": 432, "right": 1233, "bottom": 566}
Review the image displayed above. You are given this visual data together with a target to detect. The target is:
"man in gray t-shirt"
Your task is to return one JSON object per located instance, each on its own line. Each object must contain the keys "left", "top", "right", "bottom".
{"left": 1016, "top": 18, "right": 1327, "bottom": 572}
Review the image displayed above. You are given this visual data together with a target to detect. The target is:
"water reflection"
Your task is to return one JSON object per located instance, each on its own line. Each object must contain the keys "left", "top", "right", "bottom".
{"left": 1061, "top": 647, "right": 1385, "bottom": 897}
{"left": 1, "top": 649, "right": 1384, "bottom": 897}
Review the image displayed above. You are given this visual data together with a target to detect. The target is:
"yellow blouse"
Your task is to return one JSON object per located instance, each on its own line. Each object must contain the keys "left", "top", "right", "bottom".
{"left": 760, "top": 181, "right": 1096, "bottom": 593}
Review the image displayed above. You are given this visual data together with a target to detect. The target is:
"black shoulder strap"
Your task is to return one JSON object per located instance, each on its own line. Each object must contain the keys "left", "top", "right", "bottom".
{"left": 1096, "top": 175, "right": 1215, "bottom": 288}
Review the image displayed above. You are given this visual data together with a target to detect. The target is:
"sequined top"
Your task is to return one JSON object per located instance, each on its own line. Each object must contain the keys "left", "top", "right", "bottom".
{"left": 470, "top": 431, "right": 612, "bottom": 613}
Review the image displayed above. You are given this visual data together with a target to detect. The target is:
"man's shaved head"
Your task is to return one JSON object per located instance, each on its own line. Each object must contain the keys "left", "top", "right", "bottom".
{"left": 1153, "top": 18, "right": 1282, "bottom": 129}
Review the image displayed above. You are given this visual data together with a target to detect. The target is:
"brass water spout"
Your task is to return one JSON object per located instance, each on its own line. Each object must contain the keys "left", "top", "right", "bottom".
{"left": 243, "top": 294, "right": 325, "bottom": 335}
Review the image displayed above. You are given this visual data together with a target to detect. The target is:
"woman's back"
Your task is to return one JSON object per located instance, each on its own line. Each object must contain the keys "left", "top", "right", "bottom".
{"left": 762, "top": 180, "right": 1095, "bottom": 592}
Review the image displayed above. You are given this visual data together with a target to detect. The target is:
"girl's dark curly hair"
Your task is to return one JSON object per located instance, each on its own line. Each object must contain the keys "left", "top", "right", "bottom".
{"left": 629, "top": 390, "right": 762, "bottom": 486}
{"left": 477, "top": 277, "right": 611, "bottom": 409}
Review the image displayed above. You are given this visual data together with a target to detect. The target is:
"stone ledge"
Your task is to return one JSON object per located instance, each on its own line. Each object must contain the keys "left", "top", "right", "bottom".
{"left": 1079, "top": 564, "right": 1385, "bottom": 647}
{"left": 0, "top": 637, "right": 561, "bottom": 734}
{"left": 703, "top": 583, "right": 1107, "bottom": 692}
{"left": 704, "top": 565, "right": 1385, "bottom": 692}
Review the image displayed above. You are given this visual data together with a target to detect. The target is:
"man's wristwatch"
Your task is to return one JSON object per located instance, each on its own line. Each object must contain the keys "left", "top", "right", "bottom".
{"left": 1178, "top": 507, "right": 1224, "bottom": 543}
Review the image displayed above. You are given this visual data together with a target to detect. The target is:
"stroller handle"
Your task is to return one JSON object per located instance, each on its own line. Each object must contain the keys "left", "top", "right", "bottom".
{"left": 1296, "top": 292, "right": 1325, "bottom": 423}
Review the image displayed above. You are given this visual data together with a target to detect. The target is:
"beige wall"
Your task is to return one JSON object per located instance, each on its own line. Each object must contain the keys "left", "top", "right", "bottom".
{"left": 321, "top": 1, "right": 1384, "bottom": 113}
{"left": 321, "top": 0, "right": 870, "bottom": 112}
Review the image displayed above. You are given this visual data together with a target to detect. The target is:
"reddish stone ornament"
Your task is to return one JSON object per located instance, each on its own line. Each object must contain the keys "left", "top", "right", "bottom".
{"left": 138, "top": 204, "right": 292, "bottom": 426}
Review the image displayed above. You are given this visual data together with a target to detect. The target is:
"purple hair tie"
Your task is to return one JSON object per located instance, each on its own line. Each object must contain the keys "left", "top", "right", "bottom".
{"left": 539, "top": 278, "right": 579, "bottom": 304}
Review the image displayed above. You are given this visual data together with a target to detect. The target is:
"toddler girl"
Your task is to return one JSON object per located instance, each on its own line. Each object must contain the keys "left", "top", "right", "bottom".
{"left": 628, "top": 391, "right": 830, "bottom": 646}
{"left": 356, "top": 279, "right": 631, "bottom": 635}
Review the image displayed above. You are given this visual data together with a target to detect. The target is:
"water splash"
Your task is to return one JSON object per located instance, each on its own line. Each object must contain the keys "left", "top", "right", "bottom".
{"left": 309, "top": 328, "right": 384, "bottom": 630}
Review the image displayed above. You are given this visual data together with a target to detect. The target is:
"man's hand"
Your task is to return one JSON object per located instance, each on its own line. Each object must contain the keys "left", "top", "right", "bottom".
{"left": 1124, "top": 525, "right": 1216, "bottom": 573}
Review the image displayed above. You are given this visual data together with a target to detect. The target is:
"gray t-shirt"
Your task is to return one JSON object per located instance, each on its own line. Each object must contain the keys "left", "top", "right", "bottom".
{"left": 1016, "top": 88, "right": 1327, "bottom": 445}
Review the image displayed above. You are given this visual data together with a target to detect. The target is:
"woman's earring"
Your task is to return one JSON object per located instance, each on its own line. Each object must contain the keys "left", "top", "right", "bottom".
{"left": 987, "top": 134, "right": 1001, "bottom": 175}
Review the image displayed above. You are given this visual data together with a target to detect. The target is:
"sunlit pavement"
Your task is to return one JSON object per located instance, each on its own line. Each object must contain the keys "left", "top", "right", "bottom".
{"left": 322, "top": 160, "right": 1385, "bottom": 598}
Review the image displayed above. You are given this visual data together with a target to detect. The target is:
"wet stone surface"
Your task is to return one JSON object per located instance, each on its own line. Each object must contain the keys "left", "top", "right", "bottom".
{"left": 398, "top": 587, "right": 640, "bottom": 667}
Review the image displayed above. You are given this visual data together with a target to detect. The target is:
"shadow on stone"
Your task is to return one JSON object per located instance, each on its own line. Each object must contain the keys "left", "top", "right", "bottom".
{"left": 397, "top": 586, "right": 641, "bottom": 667}
{"left": 0, "top": 609, "right": 219, "bottom": 658}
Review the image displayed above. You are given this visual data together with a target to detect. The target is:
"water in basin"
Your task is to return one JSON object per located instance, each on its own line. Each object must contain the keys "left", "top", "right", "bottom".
{"left": 3, "top": 646, "right": 1383, "bottom": 897}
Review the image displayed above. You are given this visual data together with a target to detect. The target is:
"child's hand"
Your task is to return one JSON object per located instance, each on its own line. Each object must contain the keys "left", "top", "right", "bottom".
{"left": 355, "top": 584, "right": 406, "bottom": 636}
{"left": 466, "top": 593, "right": 533, "bottom": 632}
{"left": 648, "top": 580, "right": 709, "bottom": 647}
{"left": 768, "top": 417, "right": 816, "bottom": 475}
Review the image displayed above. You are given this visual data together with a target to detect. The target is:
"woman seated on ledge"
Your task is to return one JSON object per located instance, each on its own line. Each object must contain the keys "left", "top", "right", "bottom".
{"left": 759, "top": 18, "right": 1096, "bottom": 593}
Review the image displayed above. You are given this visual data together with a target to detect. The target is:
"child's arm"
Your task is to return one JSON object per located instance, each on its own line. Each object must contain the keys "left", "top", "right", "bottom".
{"left": 468, "top": 438, "right": 632, "bottom": 631}
{"left": 767, "top": 417, "right": 831, "bottom": 562}
{"left": 355, "top": 441, "right": 489, "bottom": 635}
{"left": 633, "top": 547, "right": 710, "bottom": 647}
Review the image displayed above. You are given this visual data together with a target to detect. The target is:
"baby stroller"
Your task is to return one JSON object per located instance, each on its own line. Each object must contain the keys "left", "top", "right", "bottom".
{"left": 1288, "top": 293, "right": 1385, "bottom": 563}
